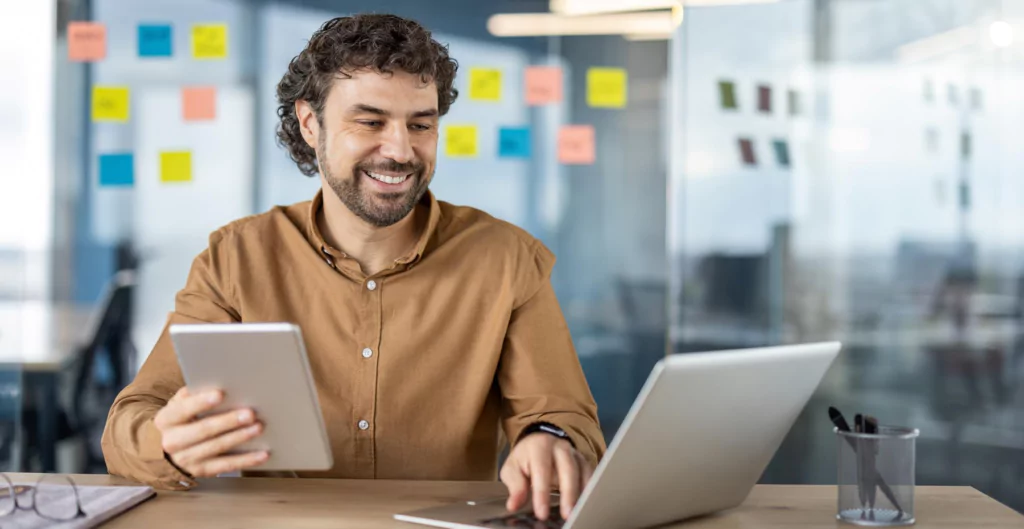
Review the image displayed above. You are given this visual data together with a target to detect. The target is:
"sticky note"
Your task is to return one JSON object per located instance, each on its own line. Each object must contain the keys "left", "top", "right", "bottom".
{"left": 558, "top": 125, "right": 595, "bottom": 165}
{"left": 160, "top": 151, "right": 192, "bottom": 183}
{"left": 445, "top": 126, "right": 478, "bottom": 158}
{"left": 498, "top": 127, "right": 531, "bottom": 158}
{"left": 758, "top": 85, "right": 772, "bottom": 114}
{"left": 719, "top": 80, "right": 738, "bottom": 110}
{"left": 92, "top": 86, "right": 130, "bottom": 122}
{"left": 525, "top": 66, "right": 562, "bottom": 105}
{"left": 772, "top": 139, "right": 790, "bottom": 168}
{"left": 738, "top": 138, "right": 757, "bottom": 166}
{"left": 587, "top": 68, "right": 627, "bottom": 109}
{"left": 138, "top": 24, "right": 173, "bottom": 57}
{"left": 787, "top": 89, "right": 800, "bottom": 116}
{"left": 192, "top": 24, "right": 228, "bottom": 59}
{"left": 182, "top": 87, "right": 216, "bottom": 121}
{"left": 68, "top": 22, "right": 106, "bottom": 62}
{"left": 469, "top": 68, "right": 502, "bottom": 102}
{"left": 98, "top": 153, "right": 133, "bottom": 187}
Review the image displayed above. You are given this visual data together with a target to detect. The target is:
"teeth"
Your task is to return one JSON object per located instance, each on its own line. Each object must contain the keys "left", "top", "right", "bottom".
{"left": 366, "top": 171, "right": 409, "bottom": 185}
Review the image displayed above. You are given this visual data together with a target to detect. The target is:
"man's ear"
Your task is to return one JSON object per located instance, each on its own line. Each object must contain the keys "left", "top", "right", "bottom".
{"left": 296, "top": 100, "right": 319, "bottom": 149}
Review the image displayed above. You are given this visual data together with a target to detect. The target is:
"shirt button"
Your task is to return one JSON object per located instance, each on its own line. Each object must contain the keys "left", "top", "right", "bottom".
{"left": 361, "top": 348, "right": 373, "bottom": 358}
{"left": 366, "top": 280, "right": 377, "bottom": 291}
{"left": 358, "top": 420, "right": 370, "bottom": 430}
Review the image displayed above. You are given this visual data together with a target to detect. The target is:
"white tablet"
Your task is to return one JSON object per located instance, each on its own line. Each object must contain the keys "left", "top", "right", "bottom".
{"left": 168, "top": 322, "right": 333, "bottom": 471}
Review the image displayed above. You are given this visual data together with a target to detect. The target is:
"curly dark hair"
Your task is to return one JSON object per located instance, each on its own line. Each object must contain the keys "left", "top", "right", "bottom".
{"left": 276, "top": 14, "right": 459, "bottom": 177}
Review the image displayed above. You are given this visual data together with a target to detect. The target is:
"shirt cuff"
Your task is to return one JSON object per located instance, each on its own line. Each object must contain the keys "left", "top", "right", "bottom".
{"left": 139, "top": 419, "right": 198, "bottom": 490}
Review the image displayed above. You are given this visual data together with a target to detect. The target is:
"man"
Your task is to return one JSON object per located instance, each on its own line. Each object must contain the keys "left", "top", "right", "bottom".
{"left": 101, "top": 13, "right": 605, "bottom": 521}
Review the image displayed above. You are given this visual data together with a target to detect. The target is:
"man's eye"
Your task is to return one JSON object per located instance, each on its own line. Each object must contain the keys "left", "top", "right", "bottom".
{"left": 359, "top": 120, "right": 383, "bottom": 127}
{"left": 410, "top": 124, "right": 432, "bottom": 131}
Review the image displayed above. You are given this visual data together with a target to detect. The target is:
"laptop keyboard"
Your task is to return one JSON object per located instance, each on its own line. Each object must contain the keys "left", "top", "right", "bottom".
{"left": 479, "top": 510, "right": 566, "bottom": 528}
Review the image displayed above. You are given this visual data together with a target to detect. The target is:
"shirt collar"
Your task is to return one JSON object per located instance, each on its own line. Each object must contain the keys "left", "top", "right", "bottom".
{"left": 307, "top": 188, "right": 441, "bottom": 265}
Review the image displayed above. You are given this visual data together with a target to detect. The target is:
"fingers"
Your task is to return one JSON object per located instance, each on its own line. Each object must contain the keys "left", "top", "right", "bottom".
{"left": 154, "top": 388, "right": 222, "bottom": 430}
{"left": 171, "top": 421, "right": 264, "bottom": 469}
{"left": 577, "top": 451, "right": 595, "bottom": 489}
{"left": 554, "top": 445, "right": 581, "bottom": 520}
{"left": 161, "top": 408, "right": 256, "bottom": 454}
{"left": 500, "top": 460, "right": 529, "bottom": 513}
{"left": 530, "top": 449, "right": 553, "bottom": 521}
{"left": 186, "top": 450, "right": 270, "bottom": 478}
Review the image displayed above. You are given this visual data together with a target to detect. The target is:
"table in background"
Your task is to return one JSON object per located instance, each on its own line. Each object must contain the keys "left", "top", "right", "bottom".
{"left": 14, "top": 474, "right": 1021, "bottom": 528}
{"left": 0, "top": 301, "right": 96, "bottom": 471}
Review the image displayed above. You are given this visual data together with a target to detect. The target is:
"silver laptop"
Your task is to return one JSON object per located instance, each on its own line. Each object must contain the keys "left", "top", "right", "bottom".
{"left": 394, "top": 342, "right": 841, "bottom": 529}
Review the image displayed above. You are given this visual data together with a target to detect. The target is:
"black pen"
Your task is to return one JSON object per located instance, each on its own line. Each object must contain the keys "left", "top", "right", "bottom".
{"left": 827, "top": 407, "right": 903, "bottom": 515}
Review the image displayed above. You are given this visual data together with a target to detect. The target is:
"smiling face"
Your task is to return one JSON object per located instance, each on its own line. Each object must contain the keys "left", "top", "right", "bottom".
{"left": 299, "top": 69, "right": 440, "bottom": 227}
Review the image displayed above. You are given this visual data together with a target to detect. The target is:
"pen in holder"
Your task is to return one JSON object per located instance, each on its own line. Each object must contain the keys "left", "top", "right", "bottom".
{"left": 836, "top": 425, "right": 919, "bottom": 526}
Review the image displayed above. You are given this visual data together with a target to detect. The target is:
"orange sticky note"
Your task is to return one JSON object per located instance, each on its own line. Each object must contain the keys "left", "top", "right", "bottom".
{"left": 558, "top": 126, "right": 595, "bottom": 165}
{"left": 68, "top": 22, "right": 107, "bottom": 62}
{"left": 525, "top": 66, "right": 563, "bottom": 105}
{"left": 182, "top": 87, "right": 216, "bottom": 121}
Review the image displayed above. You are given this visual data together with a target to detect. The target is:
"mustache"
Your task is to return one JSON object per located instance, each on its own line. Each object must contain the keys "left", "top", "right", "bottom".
{"left": 355, "top": 159, "right": 423, "bottom": 175}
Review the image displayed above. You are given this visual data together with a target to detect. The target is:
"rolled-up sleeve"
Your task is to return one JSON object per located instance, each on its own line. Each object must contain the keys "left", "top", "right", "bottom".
{"left": 101, "top": 235, "right": 239, "bottom": 489}
{"left": 498, "top": 240, "right": 607, "bottom": 466}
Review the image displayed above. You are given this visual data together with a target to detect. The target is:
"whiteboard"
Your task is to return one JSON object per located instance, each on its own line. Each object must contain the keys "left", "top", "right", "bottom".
{"left": 133, "top": 86, "right": 254, "bottom": 361}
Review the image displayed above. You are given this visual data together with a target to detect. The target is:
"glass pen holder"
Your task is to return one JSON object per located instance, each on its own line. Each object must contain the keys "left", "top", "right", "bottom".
{"left": 836, "top": 426, "right": 919, "bottom": 526}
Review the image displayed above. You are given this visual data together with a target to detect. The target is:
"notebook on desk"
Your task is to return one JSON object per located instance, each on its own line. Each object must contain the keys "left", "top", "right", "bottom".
{"left": 5, "top": 482, "right": 154, "bottom": 529}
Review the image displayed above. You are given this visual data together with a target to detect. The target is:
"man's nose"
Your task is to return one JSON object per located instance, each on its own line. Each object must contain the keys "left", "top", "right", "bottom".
{"left": 379, "top": 124, "right": 414, "bottom": 164}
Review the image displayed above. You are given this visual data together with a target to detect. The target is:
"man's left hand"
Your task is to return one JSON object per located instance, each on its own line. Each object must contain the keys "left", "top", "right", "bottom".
{"left": 500, "top": 431, "right": 594, "bottom": 521}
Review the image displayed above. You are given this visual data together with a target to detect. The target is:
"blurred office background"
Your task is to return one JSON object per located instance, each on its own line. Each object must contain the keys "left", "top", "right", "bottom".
{"left": 1, "top": 0, "right": 1023, "bottom": 514}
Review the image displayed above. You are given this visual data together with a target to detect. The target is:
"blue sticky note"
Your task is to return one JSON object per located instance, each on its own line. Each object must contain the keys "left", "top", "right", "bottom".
{"left": 99, "top": 153, "right": 134, "bottom": 186}
{"left": 138, "top": 24, "right": 173, "bottom": 57}
{"left": 498, "top": 127, "right": 531, "bottom": 158}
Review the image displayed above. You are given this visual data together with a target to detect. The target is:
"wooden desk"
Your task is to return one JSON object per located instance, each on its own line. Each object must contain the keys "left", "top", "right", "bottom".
{"left": 16, "top": 474, "right": 1022, "bottom": 528}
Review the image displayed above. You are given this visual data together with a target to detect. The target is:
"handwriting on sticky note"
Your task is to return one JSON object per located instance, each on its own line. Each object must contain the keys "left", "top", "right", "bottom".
{"left": 68, "top": 22, "right": 106, "bottom": 62}
{"left": 160, "top": 151, "right": 193, "bottom": 183}
{"left": 92, "top": 86, "right": 130, "bottom": 122}
{"left": 192, "top": 24, "right": 228, "bottom": 59}
{"left": 558, "top": 126, "right": 595, "bottom": 165}
{"left": 445, "top": 126, "right": 478, "bottom": 158}
{"left": 525, "top": 66, "right": 563, "bottom": 106}
{"left": 587, "top": 68, "right": 627, "bottom": 109}
{"left": 498, "top": 127, "right": 531, "bottom": 158}
{"left": 469, "top": 68, "right": 502, "bottom": 102}
{"left": 98, "top": 153, "right": 134, "bottom": 187}
{"left": 138, "top": 24, "right": 173, "bottom": 57}
{"left": 182, "top": 87, "right": 216, "bottom": 121}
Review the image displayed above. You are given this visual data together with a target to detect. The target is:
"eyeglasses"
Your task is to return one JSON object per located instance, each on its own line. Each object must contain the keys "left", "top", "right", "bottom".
{"left": 0, "top": 474, "right": 87, "bottom": 522}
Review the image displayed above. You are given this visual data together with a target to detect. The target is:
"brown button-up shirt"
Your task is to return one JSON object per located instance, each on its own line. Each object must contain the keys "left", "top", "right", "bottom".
{"left": 101, "top": 190, "right": 605, "bottom": 490}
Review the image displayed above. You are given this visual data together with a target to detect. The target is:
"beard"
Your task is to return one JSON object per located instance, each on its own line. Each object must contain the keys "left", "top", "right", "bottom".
{"left": 317, "top": 136, "right": 431, "bottom": 228}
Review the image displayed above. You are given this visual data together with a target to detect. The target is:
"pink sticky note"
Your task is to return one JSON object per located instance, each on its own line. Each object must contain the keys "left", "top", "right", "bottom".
{"left": 182, "top": 87, "right": 217, "bottom": 121}
{"left": 525, "top": 66, "right": 563, "bottom": 106}
{"left": 558, "top": 125, "right": 595, "bottom": 165}
{"left": 68, "top": 22, "right": 107, "bottom": 62}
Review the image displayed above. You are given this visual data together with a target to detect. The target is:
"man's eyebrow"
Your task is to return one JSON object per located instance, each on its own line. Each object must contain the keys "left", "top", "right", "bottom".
{"left": 411, "top": 108, "right": 439, "bottom": 119}
{"left": 349, "top": 104, "right": 389, "bottom": 116}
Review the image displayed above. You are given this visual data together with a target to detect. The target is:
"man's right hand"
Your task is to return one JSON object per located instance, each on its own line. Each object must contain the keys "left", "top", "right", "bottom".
{"left": 154, "top": 387, "right": 269, "bottom": 477}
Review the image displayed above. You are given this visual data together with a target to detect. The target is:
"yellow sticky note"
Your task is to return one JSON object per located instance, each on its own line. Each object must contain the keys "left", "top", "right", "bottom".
{"left": 160, "top": 151, "right": 192, "bottom": 183}
{"left": 587, "top": 67, "right": 627, "bottom": 109}
{"left": 469, "top": 68, "right": 502, "bottom": 102}
{"left": 445, "top": 125, "right": 478, "bottom": 158}
{"left": 192, "top": 24, "right": 228, "bottom": 59}
{"left": 92, "top": 86, "right": 130, "bottom": 122}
